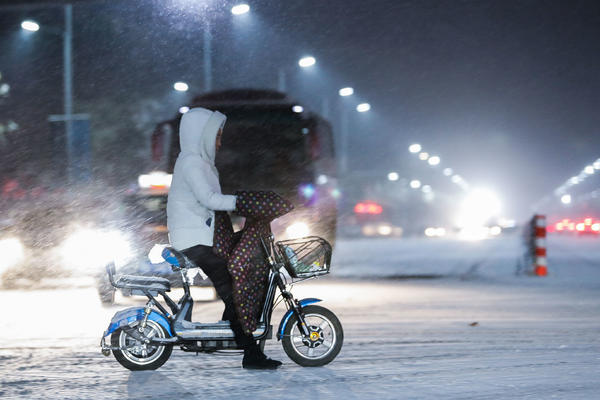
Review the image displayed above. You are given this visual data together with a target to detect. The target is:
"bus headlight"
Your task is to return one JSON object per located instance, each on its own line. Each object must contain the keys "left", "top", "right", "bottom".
{"left": 59, "top": 228, "right": 133, "bottom": 271}
{"left": 0, "top": 237, "right": 25, "bottom": 272}
{"left": 285, "top": 222, "right": 310, "bottom": 239}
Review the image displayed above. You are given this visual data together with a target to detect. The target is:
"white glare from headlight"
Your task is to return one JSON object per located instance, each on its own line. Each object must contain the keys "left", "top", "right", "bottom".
{"left": 285, "top": 222, "right": 310, "bottom": 239}
{"left": 60, "top": 229, "right": 133, "bottom": 272}
{"left": 377, "top": 225, "right": 392, "bottom": 236}
{"left": 0, "top": 237, "right": 25, "bottom": 273}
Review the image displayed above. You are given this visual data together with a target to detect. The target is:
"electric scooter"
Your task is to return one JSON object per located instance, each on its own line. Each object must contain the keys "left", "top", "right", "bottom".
{"left": 100, "top": 234, "right": 343, "bottom": 370}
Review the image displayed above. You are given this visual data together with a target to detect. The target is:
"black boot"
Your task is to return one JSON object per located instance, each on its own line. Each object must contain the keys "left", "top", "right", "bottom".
{"left": 242, "top": 344, "right": 282, "bottom": 370}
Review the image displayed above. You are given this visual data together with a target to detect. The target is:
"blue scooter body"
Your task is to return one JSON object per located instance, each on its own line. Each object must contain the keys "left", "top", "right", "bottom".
{"left": 104, "top": 307, "right": 172, "bottom": 337}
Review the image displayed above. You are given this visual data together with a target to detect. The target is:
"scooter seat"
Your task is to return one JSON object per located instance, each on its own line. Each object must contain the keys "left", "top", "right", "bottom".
{"left": 115, "top": 274, "right": 171, "bottom": 292}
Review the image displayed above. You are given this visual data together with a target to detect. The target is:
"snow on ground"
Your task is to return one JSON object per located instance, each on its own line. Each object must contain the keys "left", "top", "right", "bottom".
{"left": 1, "top": 234, "right": 599, "bottom": 399}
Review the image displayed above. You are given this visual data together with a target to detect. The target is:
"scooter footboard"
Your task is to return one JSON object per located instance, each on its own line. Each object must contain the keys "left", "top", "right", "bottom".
{"left": 276, "top": 298, "right": 321, "bottom": 340}
{"left": 103, "top": 307, "right": 172, "bottom": 337}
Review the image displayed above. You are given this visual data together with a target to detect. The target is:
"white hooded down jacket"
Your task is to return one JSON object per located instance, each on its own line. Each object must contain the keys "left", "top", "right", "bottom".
{"left": 166, "top": 107, "right": 237, "bottom": 250}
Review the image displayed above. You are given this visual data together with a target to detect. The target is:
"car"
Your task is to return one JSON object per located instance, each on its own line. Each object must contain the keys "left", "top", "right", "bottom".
{"left": 338, "top": 200, "right": 403, "bottom": 238}
{"left": 0, "top": 193, "right": 133, "bottom": 289}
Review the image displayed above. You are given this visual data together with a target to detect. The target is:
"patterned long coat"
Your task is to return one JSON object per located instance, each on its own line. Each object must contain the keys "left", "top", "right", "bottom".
{"left": 213, "top": 191, "right": 293, "bottom": 334}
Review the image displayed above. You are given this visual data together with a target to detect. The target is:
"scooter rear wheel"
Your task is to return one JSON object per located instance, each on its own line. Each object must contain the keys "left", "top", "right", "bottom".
{"left": 282, "top": 305, "right": 343, "bottom": 367}
{"left": 111, "top": 320, "right": 173, "bottom": 371}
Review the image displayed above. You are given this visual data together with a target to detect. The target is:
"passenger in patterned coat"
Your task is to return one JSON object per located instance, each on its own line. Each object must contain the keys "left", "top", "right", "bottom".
{"left": 213, "top": 191, "right": 293, "bottom": 334}
{"left": 166, "top": 107, "right": 282, "bottom": 369}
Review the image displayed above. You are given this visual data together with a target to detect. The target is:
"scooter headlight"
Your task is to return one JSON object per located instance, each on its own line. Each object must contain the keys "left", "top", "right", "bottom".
{"left": 285, "top": 221, "right": 310, "bottom": 239}
{"left": 0, "top": 237, "right": 25, "bottom": 273}
{"left": 59, "top": 228, "right": 133, "bottom": 272}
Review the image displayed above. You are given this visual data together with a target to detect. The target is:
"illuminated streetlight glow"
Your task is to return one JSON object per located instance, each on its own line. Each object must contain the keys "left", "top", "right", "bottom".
{"left": 231, "top": 4, "right": 250, "bottom": 15}
{"left": 418, "top": 152, "right": 429, "bottom": 161}
{"left": 179, "top": 106, "right": 190, "bottom": 114}
{"left": 356, "top": 103, "right": 371, "bottom": 112}
{"left": 21, "top": 20, "right": 40, "bottom": 32}
{"left": 298, "top": 56, "right": 316, "bottom": 68}
{"left": 387, "top": 172, "right": 399, "bottom": 181}
{"left": 594, "top": 160, "right": 600, "bottom": 170}
{"left": 173, "top": 82, "right": 189, "bottom": 92}
{"left": 428, "top": 156, "right": 440, "bottom": 166}
{"left": 408, "top": 143, "right": 421, "bottom": 153}
{"left": 338, "top": 87, "right": 354, "bottom": 97}
{"left": 422, "top": 185, "right": 432, "bottom": 193}
{"left": 452, "top": 175, "right": 462, "bottom": 184}
{"left": 410, "top": 180, "right": 421, "bottom": 189}
{"left": 443, "top": 168, "right": 453, "bottom": 176}
{"left": 561, "top": 194, "right": 572, "bottom": 204}
{"left": 292, "top": 105, "right": 304, "bottom": 113}
{"left": 457, "top": 188, "right": 502, "bottom": 228}
{"left": 569, "top": 177, "right": 579, "bottom": 185}
{"left": 584, "top": 165, "right": 595, "bottom": 175}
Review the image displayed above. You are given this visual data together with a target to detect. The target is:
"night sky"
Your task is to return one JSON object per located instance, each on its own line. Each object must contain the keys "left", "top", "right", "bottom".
{"left": 1, "top": 0, "right": 599, "bottom": 220}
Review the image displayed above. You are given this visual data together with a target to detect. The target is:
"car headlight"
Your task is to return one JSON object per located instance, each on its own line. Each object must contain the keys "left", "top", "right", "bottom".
{"left": 59, "top": 228, "right": 133, "bottom": 271}
{"left": 0, "top": 237, "right": 25, "bottom": 272}
{"left": 285, "top": 221, "right": 310, "bottom": 239}
{"left": 376, "top": 224, "right": 393, "bottom": 236}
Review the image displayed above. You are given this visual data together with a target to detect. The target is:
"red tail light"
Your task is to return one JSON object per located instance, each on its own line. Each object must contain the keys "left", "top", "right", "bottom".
{"left": 354, "top": 202, "right": 383, "bottom": 215}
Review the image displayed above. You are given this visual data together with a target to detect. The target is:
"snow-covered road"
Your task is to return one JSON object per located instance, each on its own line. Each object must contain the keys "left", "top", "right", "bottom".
{"left": 1, "top": 235, "right": 599, "bottom": 399}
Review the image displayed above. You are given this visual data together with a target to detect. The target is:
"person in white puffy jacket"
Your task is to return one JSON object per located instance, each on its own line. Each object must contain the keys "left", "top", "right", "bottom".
{"left": 166, "top": 107, "right": 282, "bottom": 369}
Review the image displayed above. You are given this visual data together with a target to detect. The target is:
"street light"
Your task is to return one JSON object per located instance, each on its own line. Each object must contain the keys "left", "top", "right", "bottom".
{"left": 418, "top": 152, "right": 429, "bottom": 161}
{"left": 410, "top": 180, "right": 421, "bottom": 189}
{"left": 338, "top": 87, "right": 354, "bottom": 97}
{"left": 387, "top": 172, "right": 399, "bottom": 181}
{"left": 428, "top": 156, "right": 440, "bottom": 166}
{"left": 21, "top": 6, "right": 76, "bottom": 182}
{"left": 443, "top": 168, "right": 453, "bottom": 176}
{"left": 173, "top": 82, "right": 189, "bottom": 92}
{"left": 356, "top": 103, "right": 370, "bottom": 112}
{"left": 561, "top": 194, "right": 572, "bottom": 204}
{"left": 21, "top": 20, "right": 40, "bottom": 32}
{"left": 199, "top": 4, "right": 250, "bottom": 93}
{"left": 231, "top": 4, "right": 250, "bottom": 15}
{"left": 298, "top": 56, "right": 316, "bottom": 68}
{"left": 179, "top": 106, "right": 190, "bottom": 114}
{"left": 292, "top": 105, "right": 304, "bottom": 113}
{"left": 408, "top": 143, "right": 421, "bottom": 153}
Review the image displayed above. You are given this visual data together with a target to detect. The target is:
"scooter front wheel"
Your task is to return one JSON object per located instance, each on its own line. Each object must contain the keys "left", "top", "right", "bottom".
{"left": 111, "top": 320, "right": 173, "bottom": 371}
{"left": 282, "top": 305, "right": 343, "bottom": 367}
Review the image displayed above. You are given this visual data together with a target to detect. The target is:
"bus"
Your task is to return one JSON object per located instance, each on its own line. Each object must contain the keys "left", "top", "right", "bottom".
{"left": 133, "top": 89, "right": 338, "bottom": 250}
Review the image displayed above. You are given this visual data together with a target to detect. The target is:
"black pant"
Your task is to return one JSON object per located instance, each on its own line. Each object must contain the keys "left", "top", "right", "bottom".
{"left": 182, "top": 244, "right": 255, "bottom": 349}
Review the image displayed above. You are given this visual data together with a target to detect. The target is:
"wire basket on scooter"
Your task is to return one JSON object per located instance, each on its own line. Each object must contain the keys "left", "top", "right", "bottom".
{"left": 276, "top": 236, "right": 332, "bottom": 278}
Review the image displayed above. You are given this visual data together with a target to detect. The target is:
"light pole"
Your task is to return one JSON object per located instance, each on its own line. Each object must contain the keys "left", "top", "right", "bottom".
{"left": 277, "top": 55, "right": 329, "bottom": 116}
{"left": 64, "top": 4, "right": 73, "bottom": 160}
{"left": 277, "top": 55, "right": 316, "bottom": 92}
{"left": 203, "top": 20, "right": 212, "bottom": 92}
{"left": 196, "top": 4, "right": 250, "bottom": 92}
{"left": 22, "top": 5, "right": 75, "bottom": 182}
{"left": 337, "top": 87, "right": 363, "bottom": 175}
